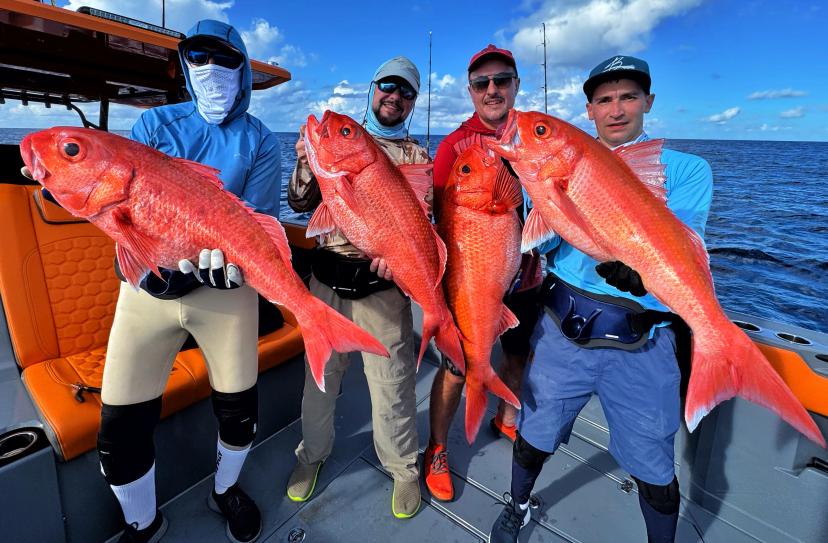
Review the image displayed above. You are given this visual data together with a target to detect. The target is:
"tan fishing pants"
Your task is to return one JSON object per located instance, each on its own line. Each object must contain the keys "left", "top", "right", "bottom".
{"left": 294, "top": 277, "right": 419, "bottom": 482}
{"left": 101, "top": 282, "right": 259, "bottom": 406}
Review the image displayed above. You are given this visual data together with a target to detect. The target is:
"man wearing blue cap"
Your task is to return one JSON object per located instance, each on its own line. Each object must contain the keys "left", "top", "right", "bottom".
{"left": 489, "top": 55, "right": 713, "bottom": 543}
{"left": 287, "top": 55, "right": 430, "bottom": 519}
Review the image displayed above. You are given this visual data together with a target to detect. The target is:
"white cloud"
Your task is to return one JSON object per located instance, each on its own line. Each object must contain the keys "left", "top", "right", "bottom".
{"left": 240, "top": 18, "right": 282, "bottom": 58}
{"left": 509, "top": 0, "right": 704, "bottom": 68}
{"left": 704, "top": 107, "right": 740, "bottom": 123}
{"left": 747, "top": 88, "right": 807, "bottom": 100}
{"left": 779, "top": 106, "right": 804, "bottom": 118}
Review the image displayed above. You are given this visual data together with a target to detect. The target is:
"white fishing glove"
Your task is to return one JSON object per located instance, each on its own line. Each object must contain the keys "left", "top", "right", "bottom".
{"left": 179, "top": 248, "right": 244, "bottom": 289}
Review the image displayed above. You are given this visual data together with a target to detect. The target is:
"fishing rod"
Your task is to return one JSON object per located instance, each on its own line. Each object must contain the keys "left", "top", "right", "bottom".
{"left": 542, "top": 22, "right": 548, "bottom": 114}
{"left": 426, "top": 30, "right": 432, "bottom": 150}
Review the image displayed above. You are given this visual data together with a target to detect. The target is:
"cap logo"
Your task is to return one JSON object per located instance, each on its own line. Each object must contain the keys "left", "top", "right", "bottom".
{"left": 602, "top": 56, "right": 635, "bottom": 72}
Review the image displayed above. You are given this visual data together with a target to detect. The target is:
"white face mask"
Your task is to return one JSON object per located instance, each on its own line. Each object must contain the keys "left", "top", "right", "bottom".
{"left": 188, "top": 63, "right": 242, "bottom": 125}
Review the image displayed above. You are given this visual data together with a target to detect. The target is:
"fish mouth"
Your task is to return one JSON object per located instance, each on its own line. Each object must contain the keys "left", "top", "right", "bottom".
{"left": 487, "top": 109, "right": 520, "bottom": 161}
{"left": 304, "top": 113, "right": 339, "bottom": 180}
{"left": 19, "top": 135, "right": 51, "bottom": 183}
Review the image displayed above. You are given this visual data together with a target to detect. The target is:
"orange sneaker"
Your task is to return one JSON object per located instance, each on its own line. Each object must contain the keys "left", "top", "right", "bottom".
{"left": 490, "top": 414, "right": 517, "bottom": 443}
{"left": 423, "top": 442, "right": 454, "bottom": 502}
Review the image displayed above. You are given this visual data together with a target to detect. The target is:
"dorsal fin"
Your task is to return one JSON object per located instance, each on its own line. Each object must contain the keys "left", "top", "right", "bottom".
{"left": 492, "top": 162, "right": 523, "bottom": 211}
{"left": 614, "top": 139, "right": 667, "bottom": 203}
{"left": 398, "top": 163, "right": 433, "bottom": 218}
{"left": 253, "top": 212, "right": 292, "bottom": 264}
{"left": 171, "top": 157, "right": 224, "bottom": 189}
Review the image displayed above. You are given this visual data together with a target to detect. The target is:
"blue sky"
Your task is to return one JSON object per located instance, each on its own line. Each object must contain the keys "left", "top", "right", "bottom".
{"left": 2, "top": 0, "right": 825, "bottom": 141}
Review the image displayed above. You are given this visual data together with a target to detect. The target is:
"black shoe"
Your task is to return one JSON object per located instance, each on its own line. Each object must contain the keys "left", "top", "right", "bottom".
{"left": 488, "top": 493, "right": 530, "bottom": 543}
{"left": 207, "top": 484, "right": 262, "bottom": 543}
{"left": 118, "top": 511, "right": 168, "bottom": 543}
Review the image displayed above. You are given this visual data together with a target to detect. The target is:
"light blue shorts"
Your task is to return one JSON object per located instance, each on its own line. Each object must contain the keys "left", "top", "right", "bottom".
{"left": 518, "top": 313, "right": 680, "bottom": 485}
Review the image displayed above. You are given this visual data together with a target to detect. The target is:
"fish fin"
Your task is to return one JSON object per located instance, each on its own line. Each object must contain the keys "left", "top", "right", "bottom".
{"left": 433, "top": 227, "right": 448, "bottom": 287}
{"left": 614, "top": 139, "right": 667, "bottom": 203}
{"left": 112, "top": 209, "right": 161, "bottom": 283}
{"left": 685, "top": 321, "right": 825, "bottom": 447}
{"left": 306, "top": 202, "right": 337, "bottom": 238}
{"left": 171, "top": 157, "right": 225, "bottom": 189}
{"left": 299, "top": 297, "right": 390, "bottom": 393}
{"left": 492, "top": 162, "right": 523, "bottom": 211}
{"left": 465, "top": 368, "right": 520, "bottom": 444}
{"left": 521, "top": 208, "right": 557, "bottom": 252}
{"left": 253, "top": 212, "right": 292, "bottom": 264}
{"left": 398, "top": 163, "right": 433, "bottom": 217}
{"left": 334, "top": 176, "right": 360, "bottom": 212}
{"left": 495, "top": 305, "right": 520, "bottom": 338}
{"left": 419, "top": 310, "right": 465, "bottom": 374}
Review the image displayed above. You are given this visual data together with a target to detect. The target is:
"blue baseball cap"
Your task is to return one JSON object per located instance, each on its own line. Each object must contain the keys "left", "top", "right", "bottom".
{"left": 583, "top": 55, "right": 651, "bottom": 101}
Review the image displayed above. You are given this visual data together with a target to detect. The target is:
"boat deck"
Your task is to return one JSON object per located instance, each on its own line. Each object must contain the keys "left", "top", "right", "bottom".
{"left": 136, "top": 310, "right": 757, "bottom": 543}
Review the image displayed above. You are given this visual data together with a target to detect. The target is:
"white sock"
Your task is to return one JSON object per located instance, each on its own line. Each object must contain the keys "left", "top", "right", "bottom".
{"left": 517, "top": 500, "right": 531, "bottom": 525}
{"left": 110, "top": 463, "right": 157, "bottom": 530}
{"left": 214, "top": 439, "right": 251, "bottom": 494}
{"left": 518, "top": 500, "right": 529, "bottom": 511}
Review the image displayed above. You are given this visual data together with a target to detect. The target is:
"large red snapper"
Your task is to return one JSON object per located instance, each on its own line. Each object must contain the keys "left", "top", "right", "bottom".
{"left": 19, "top": 127, "right": 389, "bottom": 392}
{"left": 303, "top": 111, "right": 465, "bottom": 371}
{"left": 438, "top": 145, "right": 523, "bottom": 443}
{"left": 490, "top": 110, "right": 825, "bottom": 447}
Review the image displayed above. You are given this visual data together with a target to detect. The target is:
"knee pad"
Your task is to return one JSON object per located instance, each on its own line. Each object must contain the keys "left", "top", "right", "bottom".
{"left": 513, "top": 433, "right": 550, "bottom": 470}
{"left": 634, "top": 476, "right": 680, "bottom": 515}
{"left": 211, "top": 385, "right": 258, "bottom": 448}
{"left": 97, "top": 397, "right": 162, "bottom": 486}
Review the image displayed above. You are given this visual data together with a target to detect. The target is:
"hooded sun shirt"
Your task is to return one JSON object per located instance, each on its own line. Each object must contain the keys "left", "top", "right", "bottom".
{"left": 127, "top": 19, "right": 281, "bottom": 298}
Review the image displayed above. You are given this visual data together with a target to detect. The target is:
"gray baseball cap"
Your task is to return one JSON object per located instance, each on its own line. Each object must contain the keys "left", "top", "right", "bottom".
{"left": 373, "top": 56, "right": 420, "bottom": 94}
{"left": 583, "top": 55, "right": 651, "bottom": 100}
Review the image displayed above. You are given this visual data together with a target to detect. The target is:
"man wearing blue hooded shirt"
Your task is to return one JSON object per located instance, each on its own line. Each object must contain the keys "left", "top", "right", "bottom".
{"left": 96, "top": 20, "right": 279, "bottom": 543}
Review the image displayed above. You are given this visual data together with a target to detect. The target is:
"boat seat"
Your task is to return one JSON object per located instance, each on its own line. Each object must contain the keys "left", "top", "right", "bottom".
{"left": 0, "top": 184, "right": 305, "bottom": 461}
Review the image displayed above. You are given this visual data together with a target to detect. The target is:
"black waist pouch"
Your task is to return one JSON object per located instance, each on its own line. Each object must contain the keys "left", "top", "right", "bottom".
{"left": 311, "top": 248, "right": 395, "bottom": 300}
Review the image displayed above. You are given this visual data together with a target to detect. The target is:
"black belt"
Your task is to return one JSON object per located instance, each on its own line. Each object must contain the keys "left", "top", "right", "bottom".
{"left": 311, "top": 248, "right": 395, "bottom": 300}
{"left": 541, "top": 274, "right": 674, "bottom": 350}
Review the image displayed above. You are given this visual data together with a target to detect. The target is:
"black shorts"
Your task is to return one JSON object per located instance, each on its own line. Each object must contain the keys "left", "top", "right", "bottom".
{"left": 499, "top": 287, "right": 541, "bottom": 357}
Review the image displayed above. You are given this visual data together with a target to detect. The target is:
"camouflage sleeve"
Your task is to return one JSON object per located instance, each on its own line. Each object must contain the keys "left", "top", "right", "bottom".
{"left": 287, "top": 159, "right": 322, "bottom": 212}
{"left": 409, "top": 143, "right": 434, "bottom": 218}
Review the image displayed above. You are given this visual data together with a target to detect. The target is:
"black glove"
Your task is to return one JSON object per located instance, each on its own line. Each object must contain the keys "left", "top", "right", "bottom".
{"left": 178, "top": 249, "right": 243, "bottom": 289}
{"left": 595, "top": 261, "right": 647, "bottom": 297}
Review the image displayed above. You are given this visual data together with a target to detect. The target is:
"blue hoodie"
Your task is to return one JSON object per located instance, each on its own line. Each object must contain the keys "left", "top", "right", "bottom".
{"left": 128, "top": 20, "right": 281, "bottom": 297}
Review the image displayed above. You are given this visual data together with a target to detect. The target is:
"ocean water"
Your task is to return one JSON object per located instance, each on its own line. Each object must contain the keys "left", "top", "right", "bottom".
{"left": 4, "top": 128, "right": 826, "bottom": 335}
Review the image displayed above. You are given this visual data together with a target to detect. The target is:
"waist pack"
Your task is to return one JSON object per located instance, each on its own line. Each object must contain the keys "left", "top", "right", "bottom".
{"left": 541, "top": 273, "right": 674, "bottom": 350}
{"left": 311, "top": 248, "right": 396, "bottom": 300}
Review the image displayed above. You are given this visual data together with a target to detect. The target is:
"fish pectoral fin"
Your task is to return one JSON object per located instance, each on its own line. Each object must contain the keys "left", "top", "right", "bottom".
{"left": 432, "top": 226, "right": 448, "bottom": 287}
{"left": 306, "top": 202, "right": 337, "bottom": 238}
{"left": 112, "top": 209, "right": 161, "bottom": 282}
{"left": 334, "top": 176, "right": 360, "bottom": 211}
{"left": 496, "top": 305, "right": 520, "bottom": 338}
{"left": 398, "top": 163, "right": 433, "bottom": 217}
{"left": 614, "top": 139, "right": 667, "bottom": 203}
{"left": 492, "top": 162, "right": 523, "bottom": 211}
{"left": 254, "top": 212, "right": 293, "bottom": 264}
{"left": 116, "top": 243, "right": 151, "bottom": 288}
{"left": 171, "top": 157, "right": 225, "bottom": 190}
{"left": 521, "top": 208, "right": 557, "bottom": 252}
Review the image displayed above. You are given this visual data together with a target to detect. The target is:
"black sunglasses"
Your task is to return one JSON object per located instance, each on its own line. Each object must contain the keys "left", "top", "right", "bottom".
{"left": 469, "top": 72, "right": 516, "bottom": 93}
{"left": 375, "top": 80, "right": 417, "bottom": 100}
{"left": 184, "top": 46, "right": 244, "bottom": 70}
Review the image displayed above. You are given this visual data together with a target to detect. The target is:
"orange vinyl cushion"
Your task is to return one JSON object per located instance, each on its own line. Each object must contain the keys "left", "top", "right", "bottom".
{"left": 0, "top": 185, "right": 304, "bottom": 460}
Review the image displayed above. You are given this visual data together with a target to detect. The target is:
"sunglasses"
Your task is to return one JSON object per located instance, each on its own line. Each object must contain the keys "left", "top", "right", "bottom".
{"left": 375, "top": 80, "right": 417, "bottom": 100}
{"left": 184, "top": 46, "right": 244, "bottom": 70}
{"left": 469, "top": 72, "right": 516, "bottom": 93}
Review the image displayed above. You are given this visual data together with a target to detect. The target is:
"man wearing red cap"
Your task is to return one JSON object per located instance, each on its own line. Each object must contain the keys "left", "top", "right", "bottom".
{"left": 424, "top": 44, "right": 541, "bottom": 502}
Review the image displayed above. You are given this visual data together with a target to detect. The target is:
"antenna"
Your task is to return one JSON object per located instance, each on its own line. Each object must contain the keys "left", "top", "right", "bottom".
{"left": 426, "top": 31, "right": 432, "bottom": 150}
{"left": 162, "top": 0, "right": 166, "bottom": 28}
{"left": 542, "top": 22, "right": 548, "bottom": 114}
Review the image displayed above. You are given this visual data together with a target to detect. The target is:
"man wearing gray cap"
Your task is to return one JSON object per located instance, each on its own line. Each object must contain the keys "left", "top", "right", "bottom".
{"left": 286, "top": 55, "right": 430, "bottom": 519}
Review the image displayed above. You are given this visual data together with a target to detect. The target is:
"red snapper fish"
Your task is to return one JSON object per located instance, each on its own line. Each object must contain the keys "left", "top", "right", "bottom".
{"left": 20, "top": 127, "right": 389, "bottom": 392}
{"left": 490, "top": 110, "right": 825, "bottom": 447}
{"left": 303, "top": 111, "right": 465, "bottom": 372}
{"left": 438, "top": 145, "right": 523, "bottom": 443}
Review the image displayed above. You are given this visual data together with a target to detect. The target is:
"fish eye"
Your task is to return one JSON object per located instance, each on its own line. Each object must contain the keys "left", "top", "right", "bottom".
{"left": 461, "top": 164, "right": 471, "bottom": 174}
{"left": 60, "top": 139, "right": 85, "bottom": 161}
{"left": 534, "top": 123, "right": 549, "bottom": 137}
{"left": 340, "top": 126, "right": 352, "bottom": 137}
{"left": 64, "top": 142, "right": 80, "bottom": 156}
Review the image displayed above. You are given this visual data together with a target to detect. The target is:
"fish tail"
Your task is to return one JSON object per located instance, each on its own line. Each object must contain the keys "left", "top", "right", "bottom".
{"left": 685, "top": 322, "right": 825, "bottom": 447}
{"left": 300, "top": 298, "right": 390, "bottom": 393}
{"left": 464, "top": 366, "right": 521, "bottom": 444}
{"left": 423, "top": 310, "right": 465, "bottom": 374}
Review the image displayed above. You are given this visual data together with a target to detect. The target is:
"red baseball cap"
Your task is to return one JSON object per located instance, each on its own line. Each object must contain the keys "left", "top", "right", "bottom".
{"left": 468, "top": 44, "right": 517, "bottom": 74}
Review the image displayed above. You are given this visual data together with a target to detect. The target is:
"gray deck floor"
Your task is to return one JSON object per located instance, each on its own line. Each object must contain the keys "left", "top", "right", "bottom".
{"left": 153, "top": 344, "right": 757, "bottom": 543}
